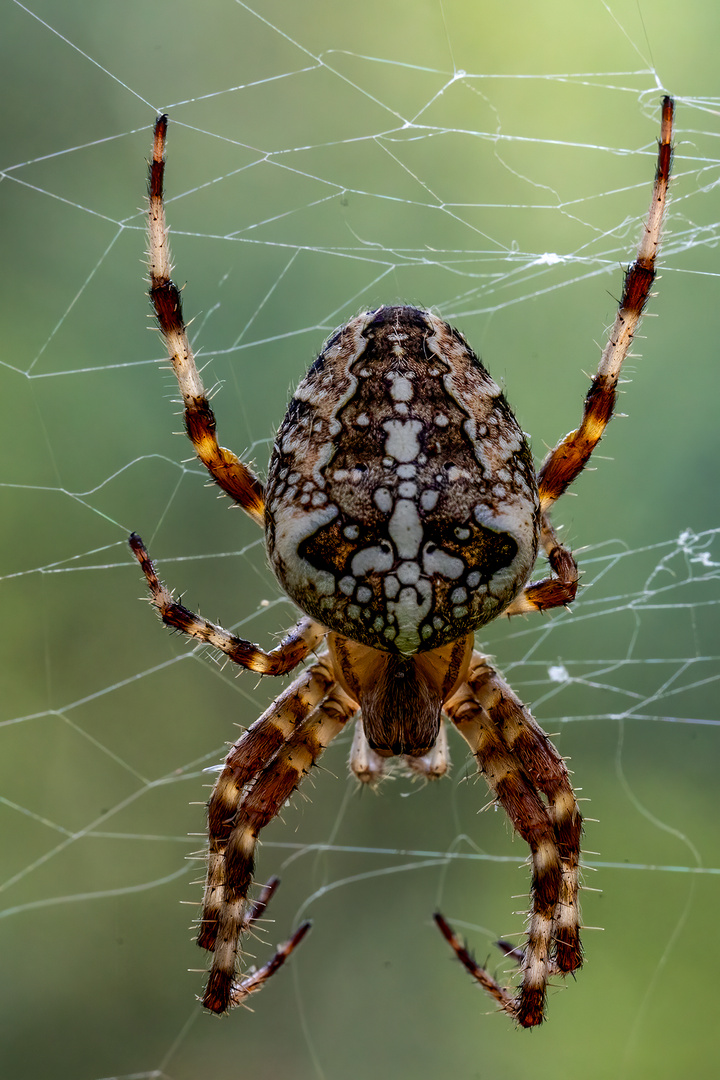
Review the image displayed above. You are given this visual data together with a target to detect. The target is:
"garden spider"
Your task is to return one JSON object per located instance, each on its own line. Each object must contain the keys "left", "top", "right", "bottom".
{"left": 130, "top": 98, "right": 674, "bottom": 1027}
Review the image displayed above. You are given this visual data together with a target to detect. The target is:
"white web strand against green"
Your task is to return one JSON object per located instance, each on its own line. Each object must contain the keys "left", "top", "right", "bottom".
{"left": 1, "top": 1, "right": 719, "bottom": 1078}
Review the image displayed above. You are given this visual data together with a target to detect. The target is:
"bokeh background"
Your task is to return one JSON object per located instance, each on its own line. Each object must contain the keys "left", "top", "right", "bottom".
{"left": 1, "top": 1, "right": 719, "bottom": 1078}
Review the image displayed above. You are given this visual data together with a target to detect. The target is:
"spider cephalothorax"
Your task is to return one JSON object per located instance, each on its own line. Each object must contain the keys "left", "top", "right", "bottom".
{"left": 130, "top": 98, "right": 673, "bottom": 1026}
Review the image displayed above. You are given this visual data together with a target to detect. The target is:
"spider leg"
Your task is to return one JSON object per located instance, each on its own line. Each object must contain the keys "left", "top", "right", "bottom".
{"left": 147, "top": 115, "right": 265, "bottom": 525}
{"left": 129, "top": 532, "right": 325, "bottom": 675}
{"left": 443, "top": 654, "right": 580, "bottom": 1027}
{"left": 433, "top": 913, "right": 517, "bottom": 1017}
{"left": 538, "top": 96, "right": 673, "bottom": 513}
{"left": 458, "top": 654, "right": 582, "bottom": 973}
{"left": 241, "top": 874, "right": 282, "bottom": 927}
{"left": 504, "top": 97, "right": 673, "bottom": 619}
{"left": 502, "top": 513, "right": 578, "bottom": 616}
{"left": 228, "top": 920, "right": 312, "bottom": 1007}
{"left": 200, "top": 655, "right": 339, "bottom": 952}
{"left": 200, "top": 664, "right": 358, "bottom": 1013}
{"left": 202, "top": 875, "right": 311, "bottom": 1007}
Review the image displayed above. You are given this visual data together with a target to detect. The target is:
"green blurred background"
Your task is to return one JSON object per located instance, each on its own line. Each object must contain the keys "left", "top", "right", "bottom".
{"left": 1, "top": 1, "right": 719, "bottom": 1077}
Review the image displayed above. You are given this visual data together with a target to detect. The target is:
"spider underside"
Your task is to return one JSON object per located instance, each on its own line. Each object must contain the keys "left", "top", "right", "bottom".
{"left": 130, "top": 97, "right": 673, "bottom": 1027}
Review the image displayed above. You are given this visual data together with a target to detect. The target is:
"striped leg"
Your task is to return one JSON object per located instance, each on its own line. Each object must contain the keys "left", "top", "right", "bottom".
{"left": 460, "top": 655, "right": 582, "bottom": 974}
{"left": 147, "top": 115, "right": 265, "bottom": 524}
{"left": 228, "top": 921, "right": 312, "bottom": 1007}
{"left": 505, "top": 96, "right": 674, "bottom": 620}
{"left": 434, "top": 913, "right": 517, "bottom": 1017}
{"left": 222, "top": 877, "right": 311, "bottom": 1007}
{"left": 538, "top": 96, "right": 673, "bottom": 513}
{"left": 199, "top": 655, "right": 338, "bottom": 953}
{"left": 202, "top": 676, "right": 358, "bottom": 1013}
{"left": 442, "top": 654, "right": 580, "bottom": 1027}
{"left": 129, "top": 533, "right": 326, "bottom": 675}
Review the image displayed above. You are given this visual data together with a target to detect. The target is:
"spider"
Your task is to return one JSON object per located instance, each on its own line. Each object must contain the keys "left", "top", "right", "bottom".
{"left": 130, "top": 97, "right": 673, "bottom": 1027}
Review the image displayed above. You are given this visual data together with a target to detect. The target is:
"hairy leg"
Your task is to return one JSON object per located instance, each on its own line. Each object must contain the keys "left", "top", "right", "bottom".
{"left": 538, "top": 97, "right": 673, "bottom": 513}
{"left": 505, "top": 97, "right": 674, "bottom": 621}
{"left": 442, "top": 652, "right": 581, "bottom": 1026}
{"left": 202, "top": 683, "right": 358, "bottom": 1012}
{"left": 130, "top": 533, "right": 326, "bottom": 675}
{"left": 459, "top": 654, "right": 582, "bottom": 973}
{"left": 147, "top": 115, "right": 265, "bottom": 523}
{"left": 199, "top": 655, "right": 340, "bottom": 953}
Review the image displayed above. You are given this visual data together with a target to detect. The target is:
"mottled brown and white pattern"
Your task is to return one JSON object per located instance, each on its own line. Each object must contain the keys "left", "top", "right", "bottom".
{"left": 130, "top": 96, "right": 674, "bottom": 1027}
{"left": 265, "top": 306, "right": 540, "bottom": 657}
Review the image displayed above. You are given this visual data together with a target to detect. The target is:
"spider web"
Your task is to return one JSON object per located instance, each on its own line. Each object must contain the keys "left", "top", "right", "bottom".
{"left": 1, "top": 1, "right": 719, "bottom": 1078}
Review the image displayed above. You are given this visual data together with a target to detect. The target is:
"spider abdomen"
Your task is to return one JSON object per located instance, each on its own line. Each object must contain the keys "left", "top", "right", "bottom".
{"left": 265, "top": 306, "right": 540, "bottom": 654}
